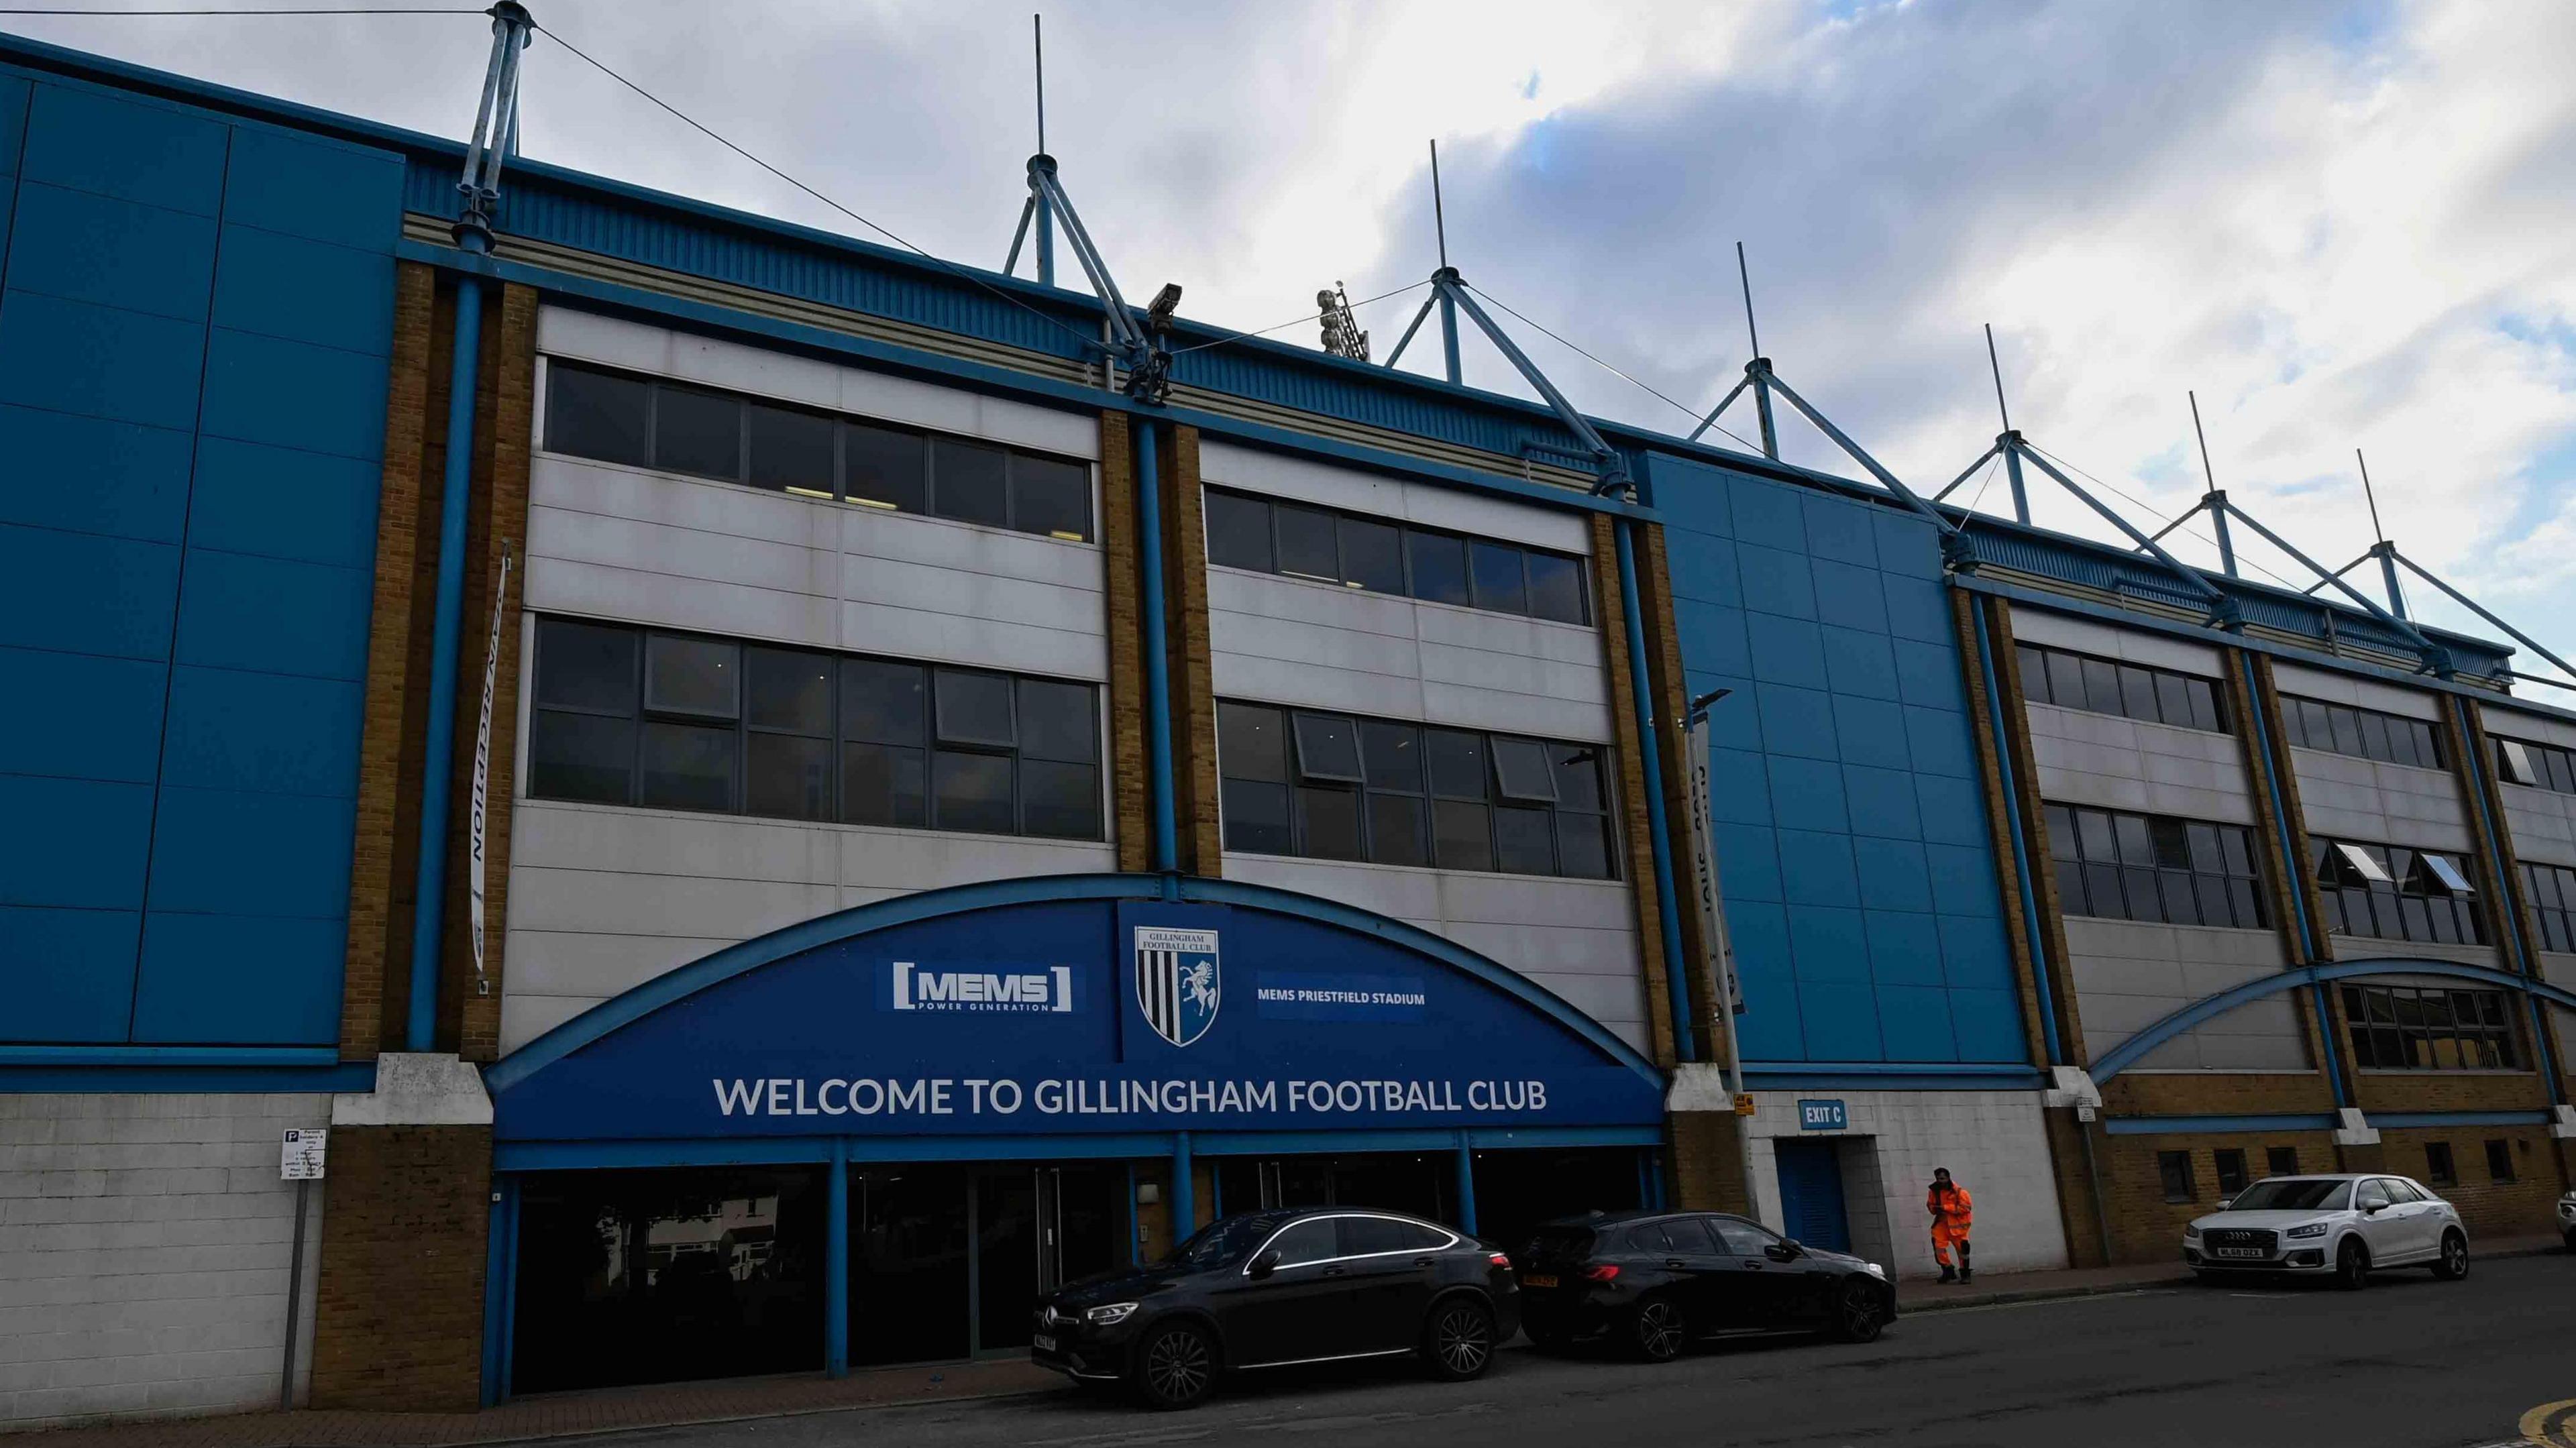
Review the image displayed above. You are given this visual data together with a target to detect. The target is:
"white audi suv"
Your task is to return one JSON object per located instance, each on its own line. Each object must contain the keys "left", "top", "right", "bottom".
{"left": 2182, "top": 1173, "right": 2469, "bottom": 1288}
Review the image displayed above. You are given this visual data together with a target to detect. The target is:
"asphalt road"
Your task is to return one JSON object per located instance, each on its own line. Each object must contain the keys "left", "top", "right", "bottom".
{"left": 596, "top": 1254, "right": 2576, "bottom": 1448}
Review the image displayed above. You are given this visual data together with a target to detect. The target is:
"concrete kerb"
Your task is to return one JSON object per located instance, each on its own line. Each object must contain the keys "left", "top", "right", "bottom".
{"left": 1897, "top": 1233, "right": 2568, "bottom": 1317}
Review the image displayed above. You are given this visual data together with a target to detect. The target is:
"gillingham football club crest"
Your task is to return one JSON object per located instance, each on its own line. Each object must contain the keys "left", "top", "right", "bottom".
{"left": 1134, "top": 926, "right": 1221, "bottom": 1048}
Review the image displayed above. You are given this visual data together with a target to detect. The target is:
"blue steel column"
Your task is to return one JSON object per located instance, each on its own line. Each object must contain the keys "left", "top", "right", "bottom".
{"left": 1452, "top": 1133, "right": 1478, "bottom": 1235}
{"left": 1613, "top": 519, "right": 1696, "bottom": 1062}
{"left": 407, "top": 273, "right": 486, "bottom": 1050}
{"left": 478, "top": 1173, "right": 515, "bottom": 1406}
{"left": 1438, "top": 285, "right": 1462, "bottom": 386}
{"left": 1170, "top": 1131, "right": 1195, "bottom": 1242}
{"left": 825, "top": 1139, "right": 849, "bottom": 1376}
{"left": 1136, "top": 422, "right": 1179, "bottom": 871}
{"left": 1970, "top": 602, "right": 2063, "bottom": 1066}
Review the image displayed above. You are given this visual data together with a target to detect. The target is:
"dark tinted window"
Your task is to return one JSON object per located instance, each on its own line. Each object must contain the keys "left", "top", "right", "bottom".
{"left": 1338, "top": 1216, "right": 1444, "bottom": 1256}
{"left": 529, "top": 713, "right": 633, "bottom": 805}
{"left": 2314, "top": 837, "right": 2484, "bottom": 946}
{"left": 1339, "top": 516, "right": 1405, "bottom": 594}
{"left": 1205, "top": 490, "right": 1273, "bottom": 571}
{"left": 546, "top": 365, "right": 650, "bottom": 466}
{"left": 1274, "top": 503, "right": 1340, "bottom": 581}
{"left": 1265, "top": 1219, "right": 1338, "bottom": 1267}
{"left": 2279, "top": 694, "right": 2443, "bottom": 769}
{"left": 1468, "top": 541, "right": 1527, "bottom": 614}
{"left": 1526, "top": 551, "right": 1589, "bottom": 624}
{"left": 1012, "top": 455, "right": 1091, "bottom": 541}
{"left": 934, "top": 669, "right": 1015, "bottom": 748}
{"left": 2019, "top": 642, "right": 2227, "bottom": 734}
{"left": 844, "top": 423, "right": 927, "bottom": 513}
{"left": 2045, "top": 802, "right": 2267, "bottom": 928}
{"left": 1407, "top": 530, "right": 1470, "bottom": 606}
{"left": 747, "top": 404, "right": 833, "bottom": 496}
{"left": 2497, "top": 734, "right": 2576, "bottom": 795}
{"left": 933, "top": 750, "right": 1015, "bottom": 834}
{"left": 930, "top": 438, "right": 1010, "bottom": 528}
{"left": 2226, "top": 1178, "right": 2347, "bottom": 1211}
{"left": 653, "top": 384, "right": 742, "bottom": 480}
{"left": 645, "top": 634, "right": 739, "bottom": 719}
{"left": 639, "top": 720, "right": 733, "bottom": 811}
{"left": 535, "top": 618, "right": 636, "bottom": 713}
{"left": 2157, "top": 1151, "right": 2195, "bottom": 1203}
{"left": 1707, "top": 1217, "right": 1776, "bottom": 1256}
{"left": 1198, "top": 487, "right": 1586, "bottom": 624}
{"left": 2340, "top": 983, "right": 2516, "bottom": 1070}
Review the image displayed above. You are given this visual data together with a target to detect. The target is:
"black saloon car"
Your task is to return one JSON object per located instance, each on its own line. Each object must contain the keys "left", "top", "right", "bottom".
{"left": 1031, "top": 1208, "right": 1519, "bottom": 1409}
{"left": 1516, "top": 1210, "right": 1895, "bottom": 1358}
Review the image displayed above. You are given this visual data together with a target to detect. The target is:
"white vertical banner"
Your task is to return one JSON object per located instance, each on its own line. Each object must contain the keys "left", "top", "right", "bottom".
{"left": 1683, "top": 715, "right": 1744, "bottom": 1017}
{"left": 468, "top": 547, "right": 513, "bottom": 998}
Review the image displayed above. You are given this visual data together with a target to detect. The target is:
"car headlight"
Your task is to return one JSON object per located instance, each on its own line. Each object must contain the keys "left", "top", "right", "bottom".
{"left": 1864, "top": 1262, "right": 1886, "bottom": 1278}
{"left": 2285, "top": 1223, "right": 2328, "bottom": 1239}
{"left": 2182, "top": 1222, "right": 2200, "bottom": 1238}
{"left": 1085, "top": 1302, "right": 1138, "bottom": 1326}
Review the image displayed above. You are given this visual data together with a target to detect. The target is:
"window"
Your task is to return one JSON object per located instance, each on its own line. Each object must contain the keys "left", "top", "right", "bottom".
{"left": 1339, "top": 1217, "right": 1448, "bottom": 1256}
{"left": 1201, "top": 486, "right": 1589, "bottom": 626}
{"left": 2265, "top": 1146, "right": 2300, "bottom": 1178}
{"left": 1216, "top": 700, "right": 1615, "bottom": 880}
{"left": 2341, "top": 984, "right": 2520, "bottom": 1070}
{"left": 1263, "top": 1219, "right": 1339, "bottom": 1268}
{"left": 2311, "top": 838, "right": 2485, "bottom": 945}
{"left": 2485, "top": 1139, "right": 2516, "bottom": 1183}
{"left": 2043, "top": 803, "right": 2267, "bottom": 928}
{"left": 544, "top": 361, "right": 1092, "bottom": 541}
{"left": 2496, "top": 734, "right": 2576, "bottom": 795}
{"left": 531, "top": 618, "right": 1098, "bottom": 841}
{"left": 2522, "top": 861, "right": 2576, "bottom": 954}
{"left": 2422, "top": 1143, "right": 2457, "bottom": 1187}
{"left": 2277, "top": 695, "right": 2444, "bottom": 769}
{"left": 2157, "top": 1151, "right": 2196, "bottom": 1203}
{"left": 2214, "top": 1149, "right": 2248, "bottom": 1197}
{"left": 1708, "top": 1216, "right": 1780, "bottom": 1257}
{"left": 2017, "top": 643, "right": 2224, "bottom": 732}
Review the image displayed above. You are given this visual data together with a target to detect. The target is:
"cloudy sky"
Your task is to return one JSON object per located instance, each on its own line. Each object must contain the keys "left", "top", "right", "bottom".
{"left": 15, "top": 1, "right": 2575, "bottom": 669}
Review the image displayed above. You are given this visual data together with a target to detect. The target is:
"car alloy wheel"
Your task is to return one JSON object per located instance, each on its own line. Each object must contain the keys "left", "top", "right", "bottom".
{"left": 1426, "top": 1298, "right": 1495, "bottom": 1381}
{"left": 1831, "top": 1280, "right": 1883, "bottom": 1343}
{"left": 1135, "top": 1323, "right": 1215, "bottom": 1410}
{"left": 2434, "top": 1232, "right": 2469, "bottom": 1281}
{"left": 1632, "top": 1296, "right": 1685, "bottom": 1362}
{"left": 2334, "top": 1239, "right": 2370, "bottom": 1291}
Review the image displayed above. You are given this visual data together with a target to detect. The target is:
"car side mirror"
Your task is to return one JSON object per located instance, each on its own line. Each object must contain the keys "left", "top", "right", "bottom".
{"left": 1248, "top": 1250, "right": 1281, "bottom": 1280}
{"left": 2361, "top": 1201, "right": 2383, "bottom": 1215}
{"left": 1766, "top": 1240, "right": 1801, "bottom": 1262}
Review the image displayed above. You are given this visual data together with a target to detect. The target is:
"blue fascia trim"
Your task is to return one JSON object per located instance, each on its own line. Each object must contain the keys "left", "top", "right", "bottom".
{"left": 0, "top": 1046, "right": 342, "bottom": 1066}
{"left": 1743, "top": 1060, "right": 2044, "bottom": 1076}
{"left": 403, "top": 242, "right": 1661, "bottom": 524}
{"left": 1185, "top": 1125, "right": 1663, "bottom": 1158}
{"left": 2102, "top": 1113, "right": 2341, "bottom": 1137}
{"left": 485, "top": 873, "right": 1666, "bottom": 1096}
{"left": 2369, "top": 1110, "right": 2554, "bottom": 1128}
{"left": 1743, "top": 1064, "right": 2047, "bottom": 1093}
{"left": 1951, "top": 573, "right": 2566, "bottom": 726}
{"left": 494, "top": 1133, "right": 1183, "bottom": 1173}
{"left": 2091, "top": 957, "right": 2576, "bottom": 1084}
{"left": 0, "top": 1062, "right": 378, "bottom": 1094}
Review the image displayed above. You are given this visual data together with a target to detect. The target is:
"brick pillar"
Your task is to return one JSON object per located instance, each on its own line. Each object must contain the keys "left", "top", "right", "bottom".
{"left": 1162, "top": 426, "right": 1223, "bottom": 876}
{"left": 1591, "top": 514, "right": 1679, "bottom": 1069}
{"left": 1099, "top": 412, "right": 1151, "bottom": 873}
{"left": 309, "top": 1113, "right": 492, "bottom": 1410}
{"left": 1666, "top": 1111, "right": 1754, "bottom": 1216}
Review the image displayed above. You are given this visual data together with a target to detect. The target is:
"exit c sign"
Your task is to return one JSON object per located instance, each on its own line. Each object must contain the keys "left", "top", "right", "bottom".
{"left": 1797, "top": 1099, "right": 1847, "bottom": 1131}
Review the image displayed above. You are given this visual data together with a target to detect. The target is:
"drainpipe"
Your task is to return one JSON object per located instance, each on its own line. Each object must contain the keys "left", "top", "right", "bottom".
{"left": 1136, "top": 422, "right": 1178, "bottom": 872}
{"left": 1614, "top": 519, "right": 1696, "bottom": 1062}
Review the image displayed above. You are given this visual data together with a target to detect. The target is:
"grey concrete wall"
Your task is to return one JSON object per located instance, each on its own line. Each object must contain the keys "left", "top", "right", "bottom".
{"left": 2025, "top": 702, "right": 2253, "bottom": 824}
{"left": 1739, "top": 1089, "right": 2068, "bottom": 1277}
{"left": 2288, "top": 746, "right": 2469, "bottom": 856}
{"left": 2062, "top": 916, "right": 2306, "bottom": 1070}
{"left": 1, "top": 1093, "right": 327, "bottom": 1428}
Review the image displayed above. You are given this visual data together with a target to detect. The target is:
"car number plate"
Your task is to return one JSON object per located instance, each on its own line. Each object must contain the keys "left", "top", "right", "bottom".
{"left": 2213, "top": 1247, "right": 2265, "bottom": 1259}
{"left": 1032, "top": 1334, "right": 1057, "bottom": 1352}
{"left": 1523, "top": 1273, "right": 1558, "bottom": 1288}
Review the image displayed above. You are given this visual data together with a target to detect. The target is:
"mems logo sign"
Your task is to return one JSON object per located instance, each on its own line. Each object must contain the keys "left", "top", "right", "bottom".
{"left": 884, "top": 961, "right": 1077, "bottom": 1013}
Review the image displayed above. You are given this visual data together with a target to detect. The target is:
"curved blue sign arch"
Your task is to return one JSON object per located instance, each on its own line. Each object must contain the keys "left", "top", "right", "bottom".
{"left": 488, "top": 874, "right": 1668, "bottom": 1144}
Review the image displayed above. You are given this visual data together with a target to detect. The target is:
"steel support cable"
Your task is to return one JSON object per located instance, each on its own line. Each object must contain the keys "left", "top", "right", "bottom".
{"left": 1460, "top": 281, "right": 1766, "bottom": 457}
{"left": 531, "top": 21, "right": 1111, "bottom": 361}
{"left": 1964, "top": 449, "right": 2002, "bottom": 516}
{"left": 1168, "top": 278, "right": 1428, "bottom": 357}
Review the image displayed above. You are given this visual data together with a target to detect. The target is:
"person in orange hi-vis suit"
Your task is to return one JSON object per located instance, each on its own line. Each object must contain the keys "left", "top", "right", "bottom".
{"left": 1927, "top": 1167, "right": 1975, "bottom": 1283}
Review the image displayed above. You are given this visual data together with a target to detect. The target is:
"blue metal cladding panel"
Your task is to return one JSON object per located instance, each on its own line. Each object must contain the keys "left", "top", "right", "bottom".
{"left": 0, "top": 68, "right": 398, "bottom": 1045}
{"left": 1650, "top": 451, "right": 2026, "bottom": 1066}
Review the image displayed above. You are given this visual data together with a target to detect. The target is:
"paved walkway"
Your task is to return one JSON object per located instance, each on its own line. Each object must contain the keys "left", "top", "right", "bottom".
{"left": 13, "top": 1235, "right": 2563, "bottom": 1447}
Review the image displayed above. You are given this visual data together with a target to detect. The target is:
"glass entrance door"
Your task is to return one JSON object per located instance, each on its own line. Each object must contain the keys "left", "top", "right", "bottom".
{"left": 848, "top": 1165, "right": 969, "bottom": 1368}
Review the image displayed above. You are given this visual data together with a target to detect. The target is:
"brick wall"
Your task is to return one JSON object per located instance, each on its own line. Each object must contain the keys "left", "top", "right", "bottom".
{"left": 0, "top": 1093, "right": 330, "bottom": 1427}
{"left": 1163, "top": 425, "right": 1223, "bottom": 877}
{"left": 1099, "top": 412, "right": 1150, "bottom": 875}
{"left": 2096, "top": 1129, "right": 2341, "bottom": 1262}
{"left": 1666, "top": 1111, "right": 1754, "bottom": 1217}
{"left": 1637, "top": 525, "right": 1721, "bottom": 1047}
{"left": 2377, "top": 1126, "right": 2564, "bottom": 1239}
{"left": 1591, "top": 514, "right": 1679, "bottom": 1068}
{"left": 307, "top": 1124, "right": 489, "bottom": 1410}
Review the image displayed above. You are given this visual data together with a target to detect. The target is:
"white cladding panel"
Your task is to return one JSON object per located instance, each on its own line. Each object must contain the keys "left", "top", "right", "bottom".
{"left": 500, "top": 801, "right": 1115, "bottom": 1052}
{"left": 2288, "top": 746, "right": 2470, "bottom": 854}
{"left": 2024, "top": 702, "right": 2253, "bottom": 824}
{"left": 1197, "top": 440, "right": 1589, "bottom": 554}
{"left": 1218, "top": 854, "right": 1647, "bottom": 1050}
{"left": 2007, "top": 610, "right": 2224, "bottom": 676}
{"left": 2061, "top": 915, "right": 2306, "bottom": 1070}
{"left": 2269, "top": 661, "right": 2444, "bottom": 720}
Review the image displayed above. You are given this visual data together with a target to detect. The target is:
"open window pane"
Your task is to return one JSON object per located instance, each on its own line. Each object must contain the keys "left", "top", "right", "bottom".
{"left": 653, "top": 384, "right": 742, "bottom": 480}
{"left": 1526, "top": 552, "right": 1588, "bottom": 624}
{"left": 639, "top": 721, "right": 735, "bottom": 811}
{"left": 746, "top": 404, "right": 834, "bottom": 497}
{"left": 1021, "top": 761, "right": 1100, "bottom": 840}
{"left": 1468, "top": 541, "right": 1527, "bottom": 614}
{"left": 840, "top": 659, "right": 925, "bottom": 744}
{"left": 1291, "top": 712, "right": 1364, "bottom": 782}
{"left": 2335, "top": 842, "right": 2394, "bottom": 885}
{"left": 530, "top": 711, "right": 635, "bottom": 803}
{"left": 843, "top": 423, "right": 927, "bottom": 512}
{"left": 1407, "top": 530, "right": 1471, "bottom": 606}
{"left": 546, "top": 366, "right": 651, "bottom": 466}
{"left": 930, "top": 439, "right": 1010, "bottom": 528}
{"left": 746, "top": 647, "right": 832, "bottom": 734}
{"left": 934, "top": 669, "right": 1016, "bottom": 748}
{"left": 1010, "top": 455, "right": 1091, "bottom": 541}
{"left": 1203, "top": 490, "right": 1273, "bottom": 571}
{"left": 2500, "top": 740, "right": 2538, "bottom": 785}
{"left": 932, "top": 750, "right": 1014, "bottom": 834}
{"left": 1275, "top": 503, "right": 1340, "bottom": 581}
{"left": 1338, "top": 515, "right": 1405, "bottom": 594}
{"left": 536, "top": 618, "right": 637, "bottom": 714}
{"left": 745, "top": 733, "right": 833, "bottom": 821}
{"left": 645, "top": 634, "right": 739, "bottom": 719}
{"left": 2423, "top": 852, "right": 2474, "bottom": 894}
{"left": 1492, "top": 737, "right": 1559, "bottom": 802}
